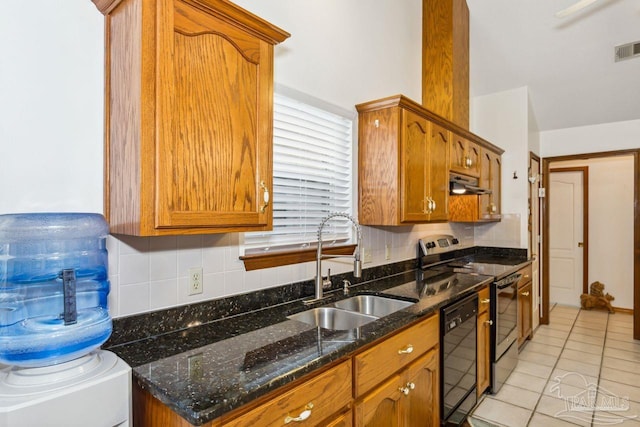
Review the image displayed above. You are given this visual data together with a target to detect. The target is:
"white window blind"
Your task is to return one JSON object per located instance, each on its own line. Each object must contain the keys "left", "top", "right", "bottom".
{"left": 243, "top": 92, "right": 354, "bottom": 253}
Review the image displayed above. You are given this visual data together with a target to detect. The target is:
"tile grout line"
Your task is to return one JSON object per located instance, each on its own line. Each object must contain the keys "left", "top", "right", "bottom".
{"left": 526, "top": 305, "right": 582, "bottom": 426}
{"left": 591, "top": 311, "right": 609, "bottom": 426}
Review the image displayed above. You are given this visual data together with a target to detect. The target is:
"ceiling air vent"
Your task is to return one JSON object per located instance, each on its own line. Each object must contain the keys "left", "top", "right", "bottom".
{"left": 615, "top": 41, "right": 640, "bottom": 62}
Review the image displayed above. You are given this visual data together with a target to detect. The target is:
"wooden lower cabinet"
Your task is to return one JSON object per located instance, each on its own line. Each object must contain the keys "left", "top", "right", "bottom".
{"left": 476, "top": 285, "right": 491, "bottom": 397}
{"left": 354, "top": 348, "right": 439, "bottom": 427}
{"left": 517, "top": 264, "right": 533, "bottom": 348}
{"left": 518, "top": 281, "right": 533, "bottom": 347}
{"left": 133, "top": 315, "right": 441, "bottom": 426}
{"left": 477, "top": 310, "right": 491, "bottom": 397}
{"left": 222, "top": 360, "right": 352, "bottom": 427}
{"left": 325, "top": 410, "right": 353, "bottom": 427}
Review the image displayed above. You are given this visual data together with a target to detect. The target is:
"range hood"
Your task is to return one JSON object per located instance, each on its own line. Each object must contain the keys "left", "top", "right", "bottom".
{"left": 449, "top": 173, "right": 492, "bottom": 195}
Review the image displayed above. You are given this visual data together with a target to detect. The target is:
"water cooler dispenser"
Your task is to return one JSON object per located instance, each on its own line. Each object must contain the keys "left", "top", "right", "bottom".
{"left": 0, "top": 213, "right": 131, "bottom": 426}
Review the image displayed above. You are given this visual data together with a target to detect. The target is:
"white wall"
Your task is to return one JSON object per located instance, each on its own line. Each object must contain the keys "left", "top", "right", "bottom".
{"left": 233, "top": 0, "right": 423, "bottom": 111}
{"left": 470, "top": 87, "right": 532, "bottom": 248}
{"left": 1, "top": 1, "right": 479, "bottom": 318}
{"left": 540, "top": 119, "right": 640, "bottom": 158}
{"left": 0, "top": 1, "right": 104, "bottom": 213}
{"left": 548, "top": 156, "right": 634, "bottom": 309}
{"left": 541, "top": 120, "right": 640, "bottom": 310}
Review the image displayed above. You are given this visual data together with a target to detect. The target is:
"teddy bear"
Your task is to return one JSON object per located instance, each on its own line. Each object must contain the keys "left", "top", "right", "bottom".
{"left": 579, "top": 281, "right": 615, "bottom": 313}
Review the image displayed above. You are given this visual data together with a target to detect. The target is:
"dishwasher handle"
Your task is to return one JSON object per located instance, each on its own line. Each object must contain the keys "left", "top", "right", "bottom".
{"left": 496, "top": 273, "right": 522, "bottom": 290}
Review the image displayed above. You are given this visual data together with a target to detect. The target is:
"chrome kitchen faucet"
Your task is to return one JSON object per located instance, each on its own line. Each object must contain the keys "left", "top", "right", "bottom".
{"left": 306, "top": 213, "right": 362, "bottom": 304}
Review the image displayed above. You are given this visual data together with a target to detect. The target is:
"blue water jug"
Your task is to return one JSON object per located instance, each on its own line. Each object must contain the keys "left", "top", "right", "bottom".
{"left": 0, "top": 213, "right": 112, "bottom": 367}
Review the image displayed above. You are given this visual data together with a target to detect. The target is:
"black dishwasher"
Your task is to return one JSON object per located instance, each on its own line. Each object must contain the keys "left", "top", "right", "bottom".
{"left": 441, "top": 293, "right": 478, "bottom": 426}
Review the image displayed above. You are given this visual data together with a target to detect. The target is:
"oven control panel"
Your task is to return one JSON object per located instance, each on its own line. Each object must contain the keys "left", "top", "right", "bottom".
{"left": 418, "top": 234, "right": 461, "bottom": 256}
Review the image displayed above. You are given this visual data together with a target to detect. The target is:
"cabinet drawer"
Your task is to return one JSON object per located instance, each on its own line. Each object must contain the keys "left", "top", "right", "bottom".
{"left": 354, "top": 314, "right": 439, "bottom": 397}
{"left": 478, "top": 285, "right": 490, "bottom": 314}
{"left": 518, "top": 264, "right": 532, "bottom": 288}
{"left": 222, "top": 360, "right": 352, "bottom": 427}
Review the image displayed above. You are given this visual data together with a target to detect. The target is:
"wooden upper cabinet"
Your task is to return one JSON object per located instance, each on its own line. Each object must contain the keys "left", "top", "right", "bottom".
{"left": 357, "top": 96, "right": 449, "bottom": 226}
{"left": 479, "top": 149, "right": 502, "bottom": 220}
{"left": 450, "top": 135, "right": 480, "bottom": 177}
{"left": 427, "top": 123, "right": 450, "bottom": 222}
{"left": 93, "top": 0, "right": 289, "bottom": 235}
{"left": 449, "top": 147, "right": 501, "bottom": 223}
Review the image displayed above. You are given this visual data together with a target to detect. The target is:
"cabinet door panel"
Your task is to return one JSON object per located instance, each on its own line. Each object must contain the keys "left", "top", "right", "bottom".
{"left": 428, "top": 124, "right": 449, "bottom": 221}
{"left": 467, "top": 142, "right": 481, "bottom": 176}
{"left": 490, "top": 153, "right": 501, "bottom": 215}
{"left": 156, "top": 1, "right": 271, "bottom": 229}
{"left": 326, "top": 410, "right": 353, "bottom": 427}
{"left": 479, "top": 151, "right": 491, "bottom": 217}
{"left": 355, "top": 375, "right": 404, "bottom": 427}
{"left": 477, "top": 310, "right": 491, "bottom": 396}
{"left": 518, "top": 282, "right": 533, "bottom": 346}
{"left": 404, "top": 348, "right": 439, "bottom": 426}
{"left": 400, "top": 110, "right": 429, "bottom": 222}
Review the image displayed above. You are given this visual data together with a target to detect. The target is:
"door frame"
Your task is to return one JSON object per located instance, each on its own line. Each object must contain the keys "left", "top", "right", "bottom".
{"left": 541, "top": 149, "right": 640, "bottom": 341}
{"left": 548, "top": 166, "right": 589, "bottom": 297}
{"left": 529, "top": 152, "right": 541, "bottom": 327}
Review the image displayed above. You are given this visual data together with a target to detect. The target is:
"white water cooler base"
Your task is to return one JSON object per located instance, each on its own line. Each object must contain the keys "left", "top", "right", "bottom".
{"left": 0, "top": 350, "right": 131, "bottom": 427}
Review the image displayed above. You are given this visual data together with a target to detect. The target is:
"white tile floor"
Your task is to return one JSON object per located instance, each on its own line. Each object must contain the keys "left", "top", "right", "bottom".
{"left": 470, "top": 305, "right": 640, "bottom": 426}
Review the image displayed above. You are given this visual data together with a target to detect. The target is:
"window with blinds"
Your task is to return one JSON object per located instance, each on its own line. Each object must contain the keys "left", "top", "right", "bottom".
{"left": 243, "top": 92, "right": 354, "bottom": 254}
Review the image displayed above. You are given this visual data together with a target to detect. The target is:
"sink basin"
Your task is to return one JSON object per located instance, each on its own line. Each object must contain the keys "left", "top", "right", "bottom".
{"left": 288, "top": 307, "right": 377, "bottom": 330}
{"left": 333, "top": 295, "right": 414, "bottom": 317}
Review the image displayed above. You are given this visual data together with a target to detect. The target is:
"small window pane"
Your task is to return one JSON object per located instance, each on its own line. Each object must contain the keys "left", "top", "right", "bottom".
{"left": 244, "top": 93, "right": 354, "bottom": 253}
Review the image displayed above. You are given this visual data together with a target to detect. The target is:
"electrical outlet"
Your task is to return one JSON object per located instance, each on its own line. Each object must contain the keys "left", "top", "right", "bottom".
{"left": 363, "top": 248, "right": 372, "bottom": 263}
{"left": 385, "top": 244, "right": 391, "bottom": 260}
{"left": 189, "top": 267, "right": 203, "bottom": 295}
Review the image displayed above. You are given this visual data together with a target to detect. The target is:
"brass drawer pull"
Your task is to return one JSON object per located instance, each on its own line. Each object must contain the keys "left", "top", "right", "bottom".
{"left": 481, "top": 298, "right": 490, "bottom": 304}
{"left": 284, "top": 403, "right": 314, "bottom": 424}
{"left": 521, "top": 291, "right": 530, "bottom": 297}
{"left": 485, "top": 320, "right": 493, "bottom": 326}
{"left": 398, "top": 344, "right": 414, "bottom": 355}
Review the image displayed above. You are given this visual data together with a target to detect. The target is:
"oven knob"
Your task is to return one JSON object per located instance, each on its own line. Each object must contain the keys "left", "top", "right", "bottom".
{"left": 428, "top": 242, "right": 436, "bottom": 249}
{"left": 452, "top": 238, "right": 459, "bottom": 244}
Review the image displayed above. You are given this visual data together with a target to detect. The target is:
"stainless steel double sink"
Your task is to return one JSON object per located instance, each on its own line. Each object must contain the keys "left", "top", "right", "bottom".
{"left": 288, "top": 295, "right": 415, "bottom": 330}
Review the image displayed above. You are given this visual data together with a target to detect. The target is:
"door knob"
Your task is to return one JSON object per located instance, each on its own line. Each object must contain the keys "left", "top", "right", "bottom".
{"left": 578, "top": 242, "right": 584, "bottom": 247}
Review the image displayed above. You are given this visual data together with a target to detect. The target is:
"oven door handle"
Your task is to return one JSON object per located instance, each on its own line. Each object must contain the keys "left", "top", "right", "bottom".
{"left": 496, "top": 273, "right": 522, "bottom": 289}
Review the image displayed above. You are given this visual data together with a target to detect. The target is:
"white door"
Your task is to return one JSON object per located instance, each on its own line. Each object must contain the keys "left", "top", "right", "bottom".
{"left": 549, "top": 171, "right": 584, "bottom": 306}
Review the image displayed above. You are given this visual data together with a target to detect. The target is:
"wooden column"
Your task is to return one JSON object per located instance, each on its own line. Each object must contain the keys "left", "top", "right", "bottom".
{"left": 422, "top": 0, "right": 469, "bottom": 130}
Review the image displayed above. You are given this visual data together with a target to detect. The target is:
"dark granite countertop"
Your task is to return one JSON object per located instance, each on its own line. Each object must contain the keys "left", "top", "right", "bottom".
{"left": 108, "top": 250, "right": 530, "bottom": 425}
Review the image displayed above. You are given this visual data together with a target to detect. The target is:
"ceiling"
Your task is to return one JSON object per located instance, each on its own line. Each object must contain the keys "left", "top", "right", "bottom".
{"left": 467, "top": 0, "right": 640, "bottom": 131}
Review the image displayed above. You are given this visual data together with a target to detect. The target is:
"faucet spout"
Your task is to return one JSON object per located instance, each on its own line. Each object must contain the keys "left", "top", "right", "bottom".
{"left": 310, "top": 212, "right": 362, "bottom": 303}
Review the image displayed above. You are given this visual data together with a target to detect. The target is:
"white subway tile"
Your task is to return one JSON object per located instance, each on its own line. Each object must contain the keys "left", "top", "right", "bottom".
{"left": 202, "top": 245, "right": 225, "bottom": 274}
{"left": 149, "top": 279, "right": 178, "bottom": 310}
{"left": 108, "top": 274, "right": 119, "bottom": 318}
{"left": 119, "top": 282, "right": 150, "bottom": 316}
{"left": 117, "top": 235, "right": 149, "bottom": 255}
{"left": 149, "top": 240, "right": 177, "bottom": 281}
{"left": 224, "top": 270, "right": 245, "bottom": 296}
{"left": 106, "top": 235, "right": 119, "bottom": 275}
{"left": 119, "top": 253, "right": 150, "bottom": 285}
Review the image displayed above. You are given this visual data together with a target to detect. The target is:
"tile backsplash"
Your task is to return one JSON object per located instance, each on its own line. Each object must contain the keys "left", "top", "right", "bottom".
{"left": 474, "top": 214, "right": 522, "bottom": 249}
{"left": 107, "top": 222, "right": 479, "bottom": 318}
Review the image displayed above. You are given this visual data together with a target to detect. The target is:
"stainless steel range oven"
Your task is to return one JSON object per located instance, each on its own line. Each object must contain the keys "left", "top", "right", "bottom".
{"left": 490, "top": 272, "right": 521, "bottom": 393}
